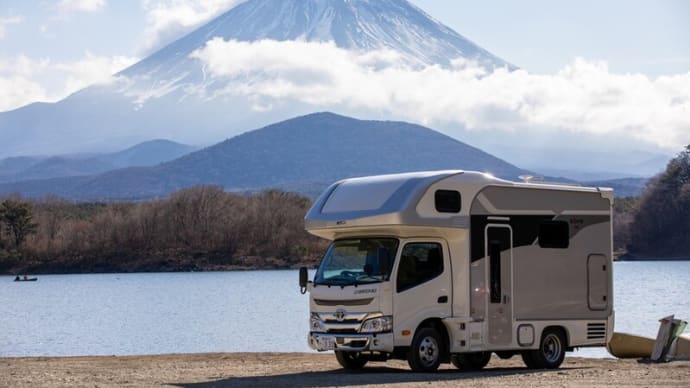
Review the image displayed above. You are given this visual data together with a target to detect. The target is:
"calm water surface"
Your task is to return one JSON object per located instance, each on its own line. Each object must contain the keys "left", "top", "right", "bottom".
{"left": 1, "top": 262, "right": 688, "bottom": 357}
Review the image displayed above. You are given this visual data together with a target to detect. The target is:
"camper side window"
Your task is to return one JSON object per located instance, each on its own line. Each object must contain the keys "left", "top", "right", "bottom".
{"left": 396, "top": 243, "right": 444, "bottom": 293}
{"left": 538, "top": 221, "right": 570, "bottom": 249}
{"left": 435, "top": 190, "right": 461, "bottom": 213}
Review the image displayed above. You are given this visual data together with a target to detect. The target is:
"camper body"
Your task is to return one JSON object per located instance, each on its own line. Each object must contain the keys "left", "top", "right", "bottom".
{"left": 300, "top": 170, "right": 614, "bottom": 372}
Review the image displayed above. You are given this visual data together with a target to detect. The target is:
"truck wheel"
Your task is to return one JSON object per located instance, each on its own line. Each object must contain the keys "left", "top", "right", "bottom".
{"left": 521, "top": 351, "right": 537, "bottom": 368}
{"left": 335, "top": 351, "right": 368, "bottom": 370}
{"left": 407, "top": 327, "right": 442, "bottom": 372}
{"left": 525, "top": 329, "right": 566, "bottom": 369}
{"left": 451, "top": 352, "right": 491, "bottom": 370}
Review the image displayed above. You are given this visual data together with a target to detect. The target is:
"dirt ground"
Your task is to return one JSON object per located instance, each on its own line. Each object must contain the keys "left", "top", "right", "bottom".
{"left": 1, "top": 353, "right": 689, "bottom": 388}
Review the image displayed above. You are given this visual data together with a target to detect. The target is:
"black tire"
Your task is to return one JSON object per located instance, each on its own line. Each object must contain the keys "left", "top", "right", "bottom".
{"left": 451, "top": 352, "right": 491, "bottom": 371}
{"left": 335, "top": 351, "right": 368, "bottom": 370}
{"left": 521, "top": 351, "right": 537, "bottom": 368}
{"left": 525, "top": 329, "right": 566, "bottom": 369}
{"left": 495, "top": 351, "right": 515, "bottom": 360}
{"left": 407, "top": 327, "right": 443, "bottom": 372}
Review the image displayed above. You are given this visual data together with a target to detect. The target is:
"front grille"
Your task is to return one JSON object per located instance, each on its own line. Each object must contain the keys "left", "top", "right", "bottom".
{"left": 328, "top": 328, "right": 359, "bottom": 334}
{"left": 324, "top": 319, "right": 361, "bottom": 324}
{"left": 587, "top": 322, "right": 607, "bottom": 339}
{"left": 314, "top": 298, "right": 374, "bottom": 306}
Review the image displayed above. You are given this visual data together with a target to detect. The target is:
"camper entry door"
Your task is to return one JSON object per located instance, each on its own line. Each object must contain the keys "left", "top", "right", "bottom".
{"left": 486, "top": 225, "right": 513, "bottom": 346}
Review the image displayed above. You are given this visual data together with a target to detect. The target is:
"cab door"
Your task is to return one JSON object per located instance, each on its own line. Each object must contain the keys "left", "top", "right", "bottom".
{"left": 392, "top": 240, "right": 452, "bottom": 346}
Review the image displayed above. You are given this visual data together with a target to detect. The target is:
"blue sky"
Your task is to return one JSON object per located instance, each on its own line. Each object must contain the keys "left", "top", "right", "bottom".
{"left": 417, "top": 0, "right": 690, "bottom": 76}
{"left": 0, "top": 0, "right": 688, "bottom": 154}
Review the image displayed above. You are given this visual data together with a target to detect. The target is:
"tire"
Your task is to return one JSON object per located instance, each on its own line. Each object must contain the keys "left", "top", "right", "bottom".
{"left": 524, "top": 329, "right": 566, "bottom": 369}
{"left": 335, "top": 351, "right": 368, "bottom": 370}
{"left": 495, "top": 351, "right": 515, "bottom": 360}
{"left": 451, "top": 352, "right": 491, "bottom": 371}
{"left": 521, "top": 351, "right": 537, "bottom": 368}
{"left": 407, "top": 327, "right": 443, "bottom": 372}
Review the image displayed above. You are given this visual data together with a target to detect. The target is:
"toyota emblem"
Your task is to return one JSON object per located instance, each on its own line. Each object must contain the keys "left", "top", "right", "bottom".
{"left": 335, "top": 309, "right": 346, "bottom": 322}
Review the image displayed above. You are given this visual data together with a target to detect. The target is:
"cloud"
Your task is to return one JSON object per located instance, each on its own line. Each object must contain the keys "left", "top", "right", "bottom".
{"left": 190, "top": 38, "right": 690, "bottom": 151}
{"left": 56, "top": 52, "right": 137, "bottom": 93}
{"left": 139, "top": 0, "right": 246, "bottom": 55}
{"left": 0, "top": 53, "right": 137, "bottom": 112}
{"left": 0, "top": 15, "right": 24, "bottom": 39}
{"left": 56, "top": 0, "right": 106, "bottom": 15}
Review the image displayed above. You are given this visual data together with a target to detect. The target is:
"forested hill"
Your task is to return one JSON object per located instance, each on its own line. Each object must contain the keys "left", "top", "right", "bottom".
{"left": 624, "top": 146, "right": 690, "bottom": 259}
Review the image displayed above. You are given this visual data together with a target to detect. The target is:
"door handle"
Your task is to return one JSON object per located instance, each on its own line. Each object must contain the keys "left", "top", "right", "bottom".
{"left": 437, "top": 296, "right": 448, "bottom": 304}
{"left": 503, "top": 295, "right": 509, "bottom": 304}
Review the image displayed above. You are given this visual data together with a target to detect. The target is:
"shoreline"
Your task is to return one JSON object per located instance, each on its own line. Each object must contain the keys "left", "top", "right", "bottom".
{"left": 1, "top": 352, "right": 688, "bottom": 387}
{"left": 4, "top": 257, "right": 690, "bottom": 277}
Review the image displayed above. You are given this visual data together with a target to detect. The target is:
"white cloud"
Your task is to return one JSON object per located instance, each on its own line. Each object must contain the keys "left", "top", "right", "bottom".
{"left": 0, "top": 15, "right": 24, "bottom": 39}
{"left": 56, "top": 52, "right": 137, "bottom": 93}
{"left": 0, "top": 53, "right": 137, "bottom": 112}
{"left": 190, "top": 38, "right": 690, "bottom": 151}
{"left": 56, "top": 0, "right": 106, "bottom": 15}
{"left": 139, "top": 0, "right": 245, "bottom": 54}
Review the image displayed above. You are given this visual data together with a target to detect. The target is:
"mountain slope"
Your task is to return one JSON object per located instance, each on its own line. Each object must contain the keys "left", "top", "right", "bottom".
{"left": 0, "top": 0, "right": 511, "bottom": 158}
{"left": 128, "top": 0, "right": 509, "bottom": 78}
{"left": 96, "top": 139, "right": 198, "bottom": 168}
{"left": 0, "top": 139, "right": 197, "bottom": 183}
{"left": 0, "top": 112, "right": 531, "bottom": 199}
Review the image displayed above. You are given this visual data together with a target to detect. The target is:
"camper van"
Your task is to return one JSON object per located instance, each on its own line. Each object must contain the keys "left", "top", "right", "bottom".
{"left": 299, "top": 170, "right": 614, "bottom": 372}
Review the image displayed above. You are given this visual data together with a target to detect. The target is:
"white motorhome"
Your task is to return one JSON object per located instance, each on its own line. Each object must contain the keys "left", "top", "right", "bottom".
{"left": 299, "top": 170, "right": 614, "bottom": 372}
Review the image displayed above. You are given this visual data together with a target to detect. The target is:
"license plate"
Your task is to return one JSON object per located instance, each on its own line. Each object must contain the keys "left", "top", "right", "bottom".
{"left": 319, "top": 337, "right": 336, "bottom": 350}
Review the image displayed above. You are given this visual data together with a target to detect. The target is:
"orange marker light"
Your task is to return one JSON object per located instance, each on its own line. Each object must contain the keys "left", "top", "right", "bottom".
{"left": 402, "top": 330, "right": 411, "bottom": 336}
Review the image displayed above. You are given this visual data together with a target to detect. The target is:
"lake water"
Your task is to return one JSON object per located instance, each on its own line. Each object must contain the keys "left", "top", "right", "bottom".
{"left": 1, "top": 261, "right": 688, "bottom": 358}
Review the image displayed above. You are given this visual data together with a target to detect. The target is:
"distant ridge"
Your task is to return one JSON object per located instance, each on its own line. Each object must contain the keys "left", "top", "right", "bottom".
{"left": 0, "top": 139, "right": 197, "bottom": 183}
{"left": 0, "top": 112, "right": 532, "bottom": 200}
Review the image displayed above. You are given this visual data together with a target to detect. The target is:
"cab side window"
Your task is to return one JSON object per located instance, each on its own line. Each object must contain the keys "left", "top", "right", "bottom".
{"left": 396, "top": 243, "right": 444, "bottom": 293}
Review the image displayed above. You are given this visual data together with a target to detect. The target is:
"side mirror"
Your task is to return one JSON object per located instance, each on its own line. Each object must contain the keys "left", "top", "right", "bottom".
{"left": 299, "top": 267, "right": 309, "bottom": 294}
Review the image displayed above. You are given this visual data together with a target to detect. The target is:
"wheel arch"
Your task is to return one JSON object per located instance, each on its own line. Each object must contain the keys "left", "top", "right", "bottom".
{"left": 415, "top": 318, "right": 450, "bottom": 362}
{"left": 542, "top": 325, "right": 570, "bottom": 347}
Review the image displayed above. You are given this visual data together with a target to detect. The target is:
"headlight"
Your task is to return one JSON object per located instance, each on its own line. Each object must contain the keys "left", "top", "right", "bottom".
{"left": 360, "top": 316, "right": 393, "bottom": 333}
{"left": 310, "top": 313, "right": 326, "bottom": 332}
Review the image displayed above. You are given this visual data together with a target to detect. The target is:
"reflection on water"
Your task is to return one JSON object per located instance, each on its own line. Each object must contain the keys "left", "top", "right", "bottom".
{"left": 1, "top": 262, "right": 688, "bottom": 358}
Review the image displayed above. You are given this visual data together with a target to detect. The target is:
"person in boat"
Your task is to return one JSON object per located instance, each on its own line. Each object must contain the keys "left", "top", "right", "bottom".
{"left": 15, "top": 275, "right": 20, "bottom": 281}
{"left": 23, "top": 274, "right": 28, "bottom": 280}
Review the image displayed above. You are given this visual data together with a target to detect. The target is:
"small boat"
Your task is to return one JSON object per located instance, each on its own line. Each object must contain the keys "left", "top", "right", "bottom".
{"left": 607, "top": 332, "right": 654, "bottom": 358}
{"left": 13, "top": 277, "right": 38, "bottom": 282}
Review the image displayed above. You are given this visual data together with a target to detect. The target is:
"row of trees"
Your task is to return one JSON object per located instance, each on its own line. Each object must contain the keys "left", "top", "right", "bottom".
{"left": 0, "top": 187, "right": 327, "bottom": 273}
{"left": 626, "top": 145, "right": 690, "bottom": 258}
{"left": 0, "top": 199, "right": 37, "bottom": 250}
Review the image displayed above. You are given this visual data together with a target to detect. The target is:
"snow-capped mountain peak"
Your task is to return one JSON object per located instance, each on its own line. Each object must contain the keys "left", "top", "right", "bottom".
{"left": 125, "top": 0, "right": 510, "bottom": 76}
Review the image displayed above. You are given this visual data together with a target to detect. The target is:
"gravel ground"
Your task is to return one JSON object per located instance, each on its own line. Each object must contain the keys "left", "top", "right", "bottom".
{"left": 1, "top": 353, "right": 689, "bottom": 387}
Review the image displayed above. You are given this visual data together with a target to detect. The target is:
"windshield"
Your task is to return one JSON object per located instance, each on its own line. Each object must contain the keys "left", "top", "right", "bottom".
{"left": 314, "top": 238, "right": 399, "bottom": 286}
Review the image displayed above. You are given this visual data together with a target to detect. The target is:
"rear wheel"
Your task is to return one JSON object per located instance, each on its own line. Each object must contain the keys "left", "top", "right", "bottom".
{"left": 524, "top": 329, "right": 566, "bottom": 369}
{"left": 451, "top": 352, "right": 491, "bottom": 371}
{"left": 407, "top": 327, "right": 443, "bottom": 372}
{"left": 335, "top": 351, "right": 368, "bottom": 370}
{"left": 521, "top": 351, "right": 537, "bottom": 368}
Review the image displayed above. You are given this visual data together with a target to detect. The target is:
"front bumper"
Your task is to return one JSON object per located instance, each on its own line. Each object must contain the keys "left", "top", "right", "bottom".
{"left": 309, "top": 332, "right": 394, "bottom": 352}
